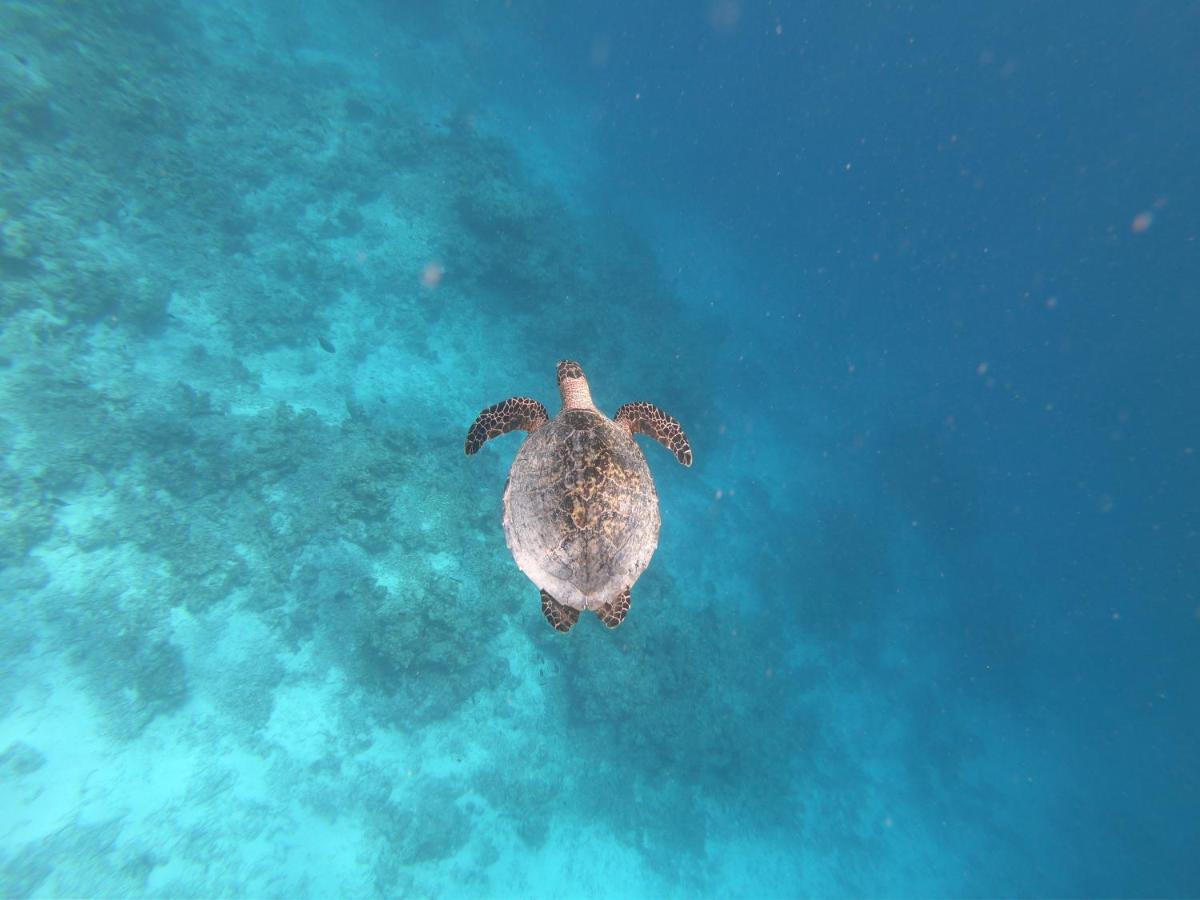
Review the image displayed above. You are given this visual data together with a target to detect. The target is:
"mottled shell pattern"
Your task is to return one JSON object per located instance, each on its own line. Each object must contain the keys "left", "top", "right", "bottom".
{"left": 465, "top": 360, "right": 692, "bottom": 630}
{"left": 503, "top": 407, "right": 660, "bottom": 612}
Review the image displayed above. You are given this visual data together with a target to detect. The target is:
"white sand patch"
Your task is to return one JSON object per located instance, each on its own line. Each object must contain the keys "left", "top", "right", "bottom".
{"left": 358, "top": 181, "right": 445, "bottom": 262}
{"left": 246, "top": 343, "right": 347, "bottom": 420}
{"left": 352, "top": 341, "right": 439, "bottom": 413}
{"left": 491, "top": 817, "right": 671, "bottom": 900}
{"left": 165, "top": 289, "right": 229, "bottom": 342}
{"left": 264, "top": 670, "right": 350, "bottom": 767}
{"left": 0, "top": 659, "right": 107, "bottom": 845}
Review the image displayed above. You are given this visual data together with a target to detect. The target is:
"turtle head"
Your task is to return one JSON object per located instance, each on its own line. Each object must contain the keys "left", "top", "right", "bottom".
{"left": 556, "top": 360, "right": 595, "bottom": 411}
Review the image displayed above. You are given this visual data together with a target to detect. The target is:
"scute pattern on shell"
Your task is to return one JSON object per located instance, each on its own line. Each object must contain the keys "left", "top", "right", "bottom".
{"left": 503, "top": 409, "right": 660, "bottom": 612}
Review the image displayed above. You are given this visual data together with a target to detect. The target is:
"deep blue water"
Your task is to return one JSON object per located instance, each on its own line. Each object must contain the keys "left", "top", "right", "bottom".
{"left": 1, "top": 1, "right": 1197, "bottom": 896}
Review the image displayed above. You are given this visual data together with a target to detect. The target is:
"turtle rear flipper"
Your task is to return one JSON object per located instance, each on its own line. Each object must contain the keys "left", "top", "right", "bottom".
{"left": 540, "top": 590, "right": 580, "bottom": 633}
{"left": 465, "top": 397, "right": 549, "bottom": 455}
{"left": 615, "top": 402, "right": 693, "bottom": 467}
{"left": 596, "top": 587, "right": 631, "bottom": 628}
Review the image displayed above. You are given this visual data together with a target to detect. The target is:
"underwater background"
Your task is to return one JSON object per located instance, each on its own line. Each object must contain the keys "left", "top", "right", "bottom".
{"left": 1, "top": 1, "right": 1197, "bottom": 896}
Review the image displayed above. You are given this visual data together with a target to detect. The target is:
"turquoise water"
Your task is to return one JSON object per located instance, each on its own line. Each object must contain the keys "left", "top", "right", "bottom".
{"left": 1, "top": 1, "right": 1197, "bottom": 896}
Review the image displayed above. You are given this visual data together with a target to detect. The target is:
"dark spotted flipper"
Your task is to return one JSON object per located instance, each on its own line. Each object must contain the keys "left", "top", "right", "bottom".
{"left": 541, "top": 590, "right": 580, "bottom": 633}
{"left": 465, "top": 397, "right": 549, "bottom": 455}
{"left": 615, "top": 402, "right": 693, "bottom": 467}
{"left": 596, "top": 587, "right": 631, "bottom": 628}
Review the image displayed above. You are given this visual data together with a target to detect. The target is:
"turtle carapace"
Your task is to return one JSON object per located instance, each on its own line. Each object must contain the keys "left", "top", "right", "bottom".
{"left": 465, "top": 360, "right": 692, "bottom": 632}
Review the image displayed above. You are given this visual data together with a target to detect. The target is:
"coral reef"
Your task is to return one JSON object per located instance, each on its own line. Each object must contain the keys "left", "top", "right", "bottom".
{"left": 0, "top": 1, "right": 1033, "bottom": 897}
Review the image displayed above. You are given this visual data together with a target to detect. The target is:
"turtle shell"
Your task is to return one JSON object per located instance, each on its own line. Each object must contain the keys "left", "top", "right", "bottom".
{"left": 502, "top": 408, "right": 660, "bottom": 611}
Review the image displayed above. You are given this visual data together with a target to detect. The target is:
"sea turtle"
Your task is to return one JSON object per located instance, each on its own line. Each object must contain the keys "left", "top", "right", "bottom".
{"left": 465, "top": 360, "right": 692, "bottom": 632}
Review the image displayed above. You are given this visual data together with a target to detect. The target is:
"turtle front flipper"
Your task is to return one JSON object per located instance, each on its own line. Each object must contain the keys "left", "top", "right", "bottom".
{"left": 615, "top": 402, "right": 693, "bottom": 467}
{"left": 540, "top": 590, "right": 580, "bottom": 633}
{"left": 596, "top": 587, "right": 631, "bottom": 628}
{"left": 465, "top": 397, "right": 549, "bottom": 455}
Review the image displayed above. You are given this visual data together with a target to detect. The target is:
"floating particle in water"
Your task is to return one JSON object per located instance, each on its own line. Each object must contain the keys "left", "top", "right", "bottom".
{"left": 1131, "top": 211, "right": 1153, "bottom": 233}
{"left": 976, "top": 361, "right": 989, "bottom": 376}
{"left": 422, "top": 261, "right": 444, "bottom": 288}
{"left": 590, "top": 36, "right": 609, "bottom": 67}
{"left": 708, "top": 0, "right": 741, "bottom": 32}
{"left": 318, "top": 336, "right": 336, "bottom": 353}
